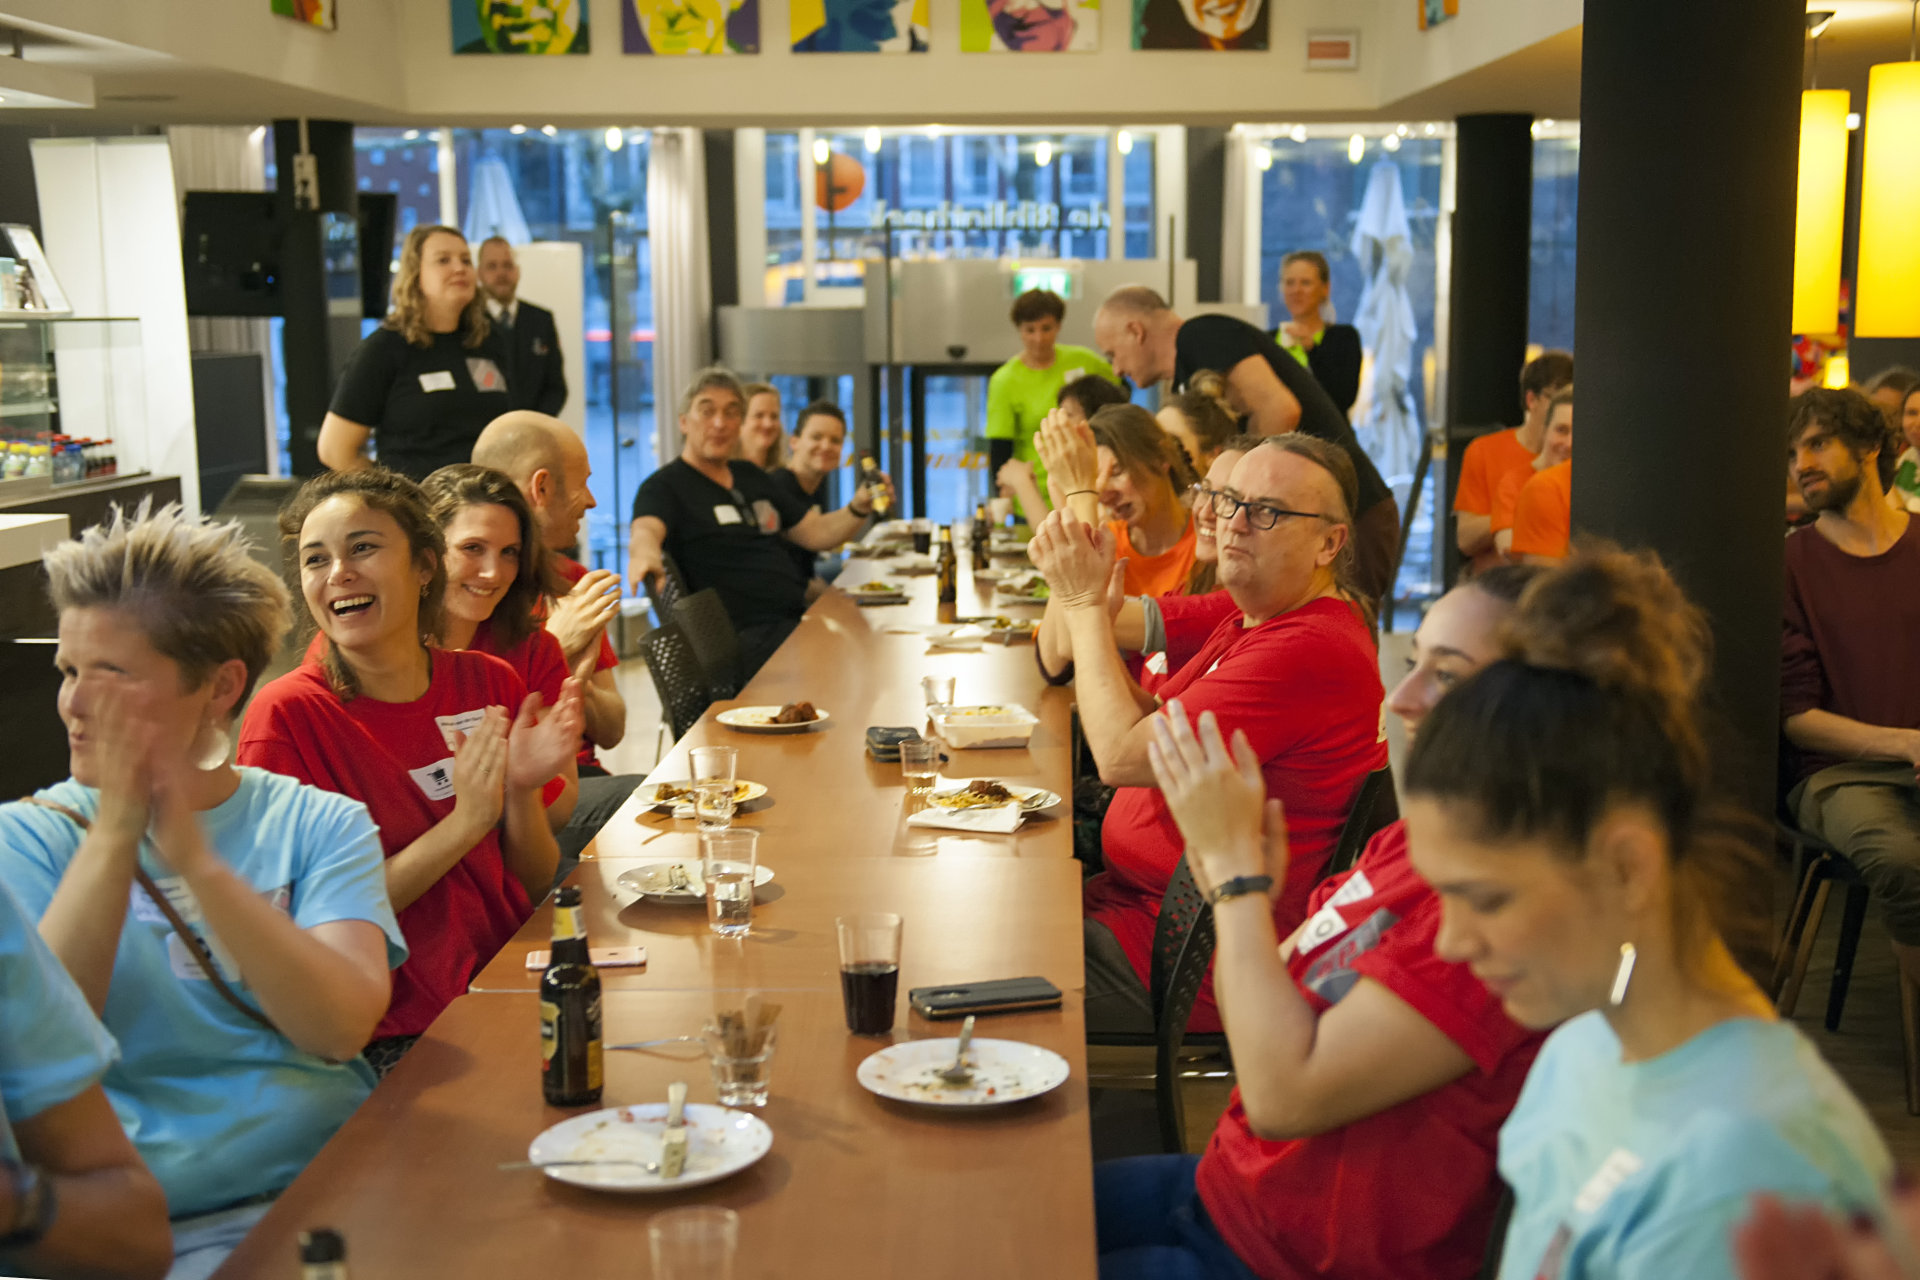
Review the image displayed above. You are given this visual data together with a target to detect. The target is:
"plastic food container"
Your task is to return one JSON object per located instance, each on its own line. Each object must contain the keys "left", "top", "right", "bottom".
{"left": 931, "top": 704, "right": 1040, "bottom": 750}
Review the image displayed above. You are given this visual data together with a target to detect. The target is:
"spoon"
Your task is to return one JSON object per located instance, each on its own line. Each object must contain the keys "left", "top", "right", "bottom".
{"left": 936, "top": 1015, "right": 976, "bottom": 1084}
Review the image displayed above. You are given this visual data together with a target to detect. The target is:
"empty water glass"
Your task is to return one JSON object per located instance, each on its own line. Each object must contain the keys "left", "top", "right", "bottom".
{"left": 701, "top": 829, "right": 758, "bottom": 939}
{"left": 650, "top": 1206, "right": 739, "bottom": 1280}
{"left": 690, "top": 745, "right": 738, "bottom": 831}
{"left": 922, "top": 674, "right": 956, "bottom": 712}
{"left": 900, "top": 737, "right": 941, "bottom": 799}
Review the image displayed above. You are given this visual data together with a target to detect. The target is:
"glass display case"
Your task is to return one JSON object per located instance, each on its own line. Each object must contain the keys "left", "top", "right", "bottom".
{"left": 0, "top": 315, "right": 147, "bottom": 493}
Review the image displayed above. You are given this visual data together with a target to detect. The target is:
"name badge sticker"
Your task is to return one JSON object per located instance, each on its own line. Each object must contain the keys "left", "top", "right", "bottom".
{"left": 409, "top": 757, "right": 459, "bottom": 803}
{"left": 435, "top": 709, "right": 487, "bottom": 739}
{"left": 418, "top": 370, "right": 457, "bottom": 393}
{"left": 1295, "top": 902, "right": 1349, "bottom": 957}
{"left": 713, "top": 504, "right": 744, "bottom": 525}
{"left": 466, "top": 357, "right": 508, "bottom": 393}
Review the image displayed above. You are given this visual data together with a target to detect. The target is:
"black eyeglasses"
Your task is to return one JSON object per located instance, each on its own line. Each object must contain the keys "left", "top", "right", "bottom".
{"left": 1189, "top": 483, "right": 1330, "bottom": 532}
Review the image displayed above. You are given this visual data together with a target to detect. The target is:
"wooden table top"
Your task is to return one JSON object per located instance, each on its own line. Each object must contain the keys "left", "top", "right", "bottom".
{"left": 214, "top": 540, "right": 1096, "bottom": 1278}
{"left": 215, "top": 989, "right": 1096, "bottom": 1279}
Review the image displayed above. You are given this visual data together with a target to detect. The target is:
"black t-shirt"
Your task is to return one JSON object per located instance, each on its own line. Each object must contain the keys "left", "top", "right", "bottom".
{"left": 768, "top": 467, "right": 830, "bottom": 580}
{"left": 633, "top": 459, "right": 813, "bottom": 628}
{"left": 328, "top": 327, "right": 514, "bottom": 480}
{"left": 1174, "top": 314, "right": 1392, "bottom": 515}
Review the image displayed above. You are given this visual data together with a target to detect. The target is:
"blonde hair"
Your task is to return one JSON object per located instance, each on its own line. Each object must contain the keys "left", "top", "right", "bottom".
{"left": 43, "top": 500, "right": 293, "bottom": 710}
{"left": 385, "top": 225, "right": 489, "bottom": 349}
{"left": 734, "top": 381, "right": 789, "bottom": 467}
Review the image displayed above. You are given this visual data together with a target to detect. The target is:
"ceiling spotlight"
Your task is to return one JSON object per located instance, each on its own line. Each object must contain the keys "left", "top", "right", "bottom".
{"left": 1423, "top": 122, "right": 1438, "bottom": 136}
{"left": 1382, "top": 132, "right": 1402, "bottom": 152}
{"left": 1348, "top": 133, "right": 1365, "bottom": 164}
{"left": 1530, "top": 120, "right": 1544, "bottom": 139}
{"left": 1291, "top": 124, "right": 1308, "bottom": 144}
{"left": 509, "top": 124, "right": 527, "bottom": 135}
{"left": 1847, "top": 111, "right": 1863, "bottom": 130}
{"left": 865, "top": 127, "right": 882, "bottom": 153}
{"left": 1116, "top": 129, "right": 1133, "bottom": 156}
{"left": 605, "top": 126, "right": 624, "bottom": 152}
{"left": 1807, "top": 10, "right": 1835, "bottom": 39}
{"left": 1035, "top": 140, "right": 1053, "bottom": 167}
{"left": 925, "top": 124, "right": 942, "bottom": 138}
{"left": 812, "top": 136, "right": 831, "bottom": 166}
{"left": 1394, "top": 123, "right": 1409, "bottom": 137}
{"left": 402, "top": 129, "right": 420, "bottom": 141}
{"left": 1254, "top": 145, "right": 1273, "bottom": 171}
{"left": 1540, "top": 118, "right": 1557, "bottom": 129}
{"left": 541, "top": 125, "right": 558, "bottom": 137}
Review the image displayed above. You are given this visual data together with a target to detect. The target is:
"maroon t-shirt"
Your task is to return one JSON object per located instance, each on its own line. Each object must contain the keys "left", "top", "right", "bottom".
{"left": 1781, "top": 518, "right": 1920, "bottom": 780}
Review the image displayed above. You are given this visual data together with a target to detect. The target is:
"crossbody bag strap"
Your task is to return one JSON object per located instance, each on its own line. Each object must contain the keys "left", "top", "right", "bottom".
{"left": 18, "top": 796, "right": 280, "bottom": 1034}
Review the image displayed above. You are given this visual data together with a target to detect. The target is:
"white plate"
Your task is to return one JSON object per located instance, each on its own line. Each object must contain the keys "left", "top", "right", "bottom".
{"left": 638, "top": 780, "right": 769, "bottom": 808}
{"left": 928, "top": 781, "right": 1061, "bottom": 813}
{"left": 527, "top": 1103, "right": 772, "bottom": 1192}
{"left": 717, "top": 706, "right": 832, "bottom": 733}
{"left": 617, "top": 861, "right": 777, "bottom": 904}
{"left": 856, "top": 1038, "right": 1070, "bottom": 1108}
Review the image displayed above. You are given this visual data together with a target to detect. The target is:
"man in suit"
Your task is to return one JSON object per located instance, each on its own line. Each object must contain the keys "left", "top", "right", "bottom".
{"left": 478, "top": 236, "right": 568, "bottom": 416}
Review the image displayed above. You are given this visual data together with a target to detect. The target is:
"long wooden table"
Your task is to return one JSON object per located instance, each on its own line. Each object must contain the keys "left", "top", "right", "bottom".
{"left": 215, "top": 542, "right": 1096, "bottom": 1278}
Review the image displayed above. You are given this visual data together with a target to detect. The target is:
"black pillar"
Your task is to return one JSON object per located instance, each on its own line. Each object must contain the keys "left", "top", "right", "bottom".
{"left": 704, "top": 130, "right": 738, "bottom": 359}
{"left": 1184, "top": 126, "right": 1227, "bottom": 304}
{"left": 1442, "top": 113, "right": 1534, "bottom": 586}
{"left": 273, "top": 119, "right": 360, "bottom": 478}
{"left": 1575, "top": 0, "right": 1803, "bottom": 816}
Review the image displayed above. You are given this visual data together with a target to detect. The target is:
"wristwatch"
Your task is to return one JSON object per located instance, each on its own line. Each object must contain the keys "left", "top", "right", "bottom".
{"left": 1205, "top": 874, "right": 1274, "bottom": 906}
{"left": 0, "top": 1156, "right": 56, "bottom": 1248}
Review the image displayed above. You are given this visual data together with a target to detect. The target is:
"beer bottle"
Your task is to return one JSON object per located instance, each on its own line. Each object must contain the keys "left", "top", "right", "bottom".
{"left": 971, "top": 504, "right": 991, "bottom": 572}
{"left": 860, "top": 453, "right": 891, "bottom": 516}
{"left": 936, "top": 525, "right": 959, "bottom": 623}
{"left": 298, "top": 1229, "right": 349, "bottom": 1280}
{"left": 541, "top": 886, "right": 603, "bottom": 1107}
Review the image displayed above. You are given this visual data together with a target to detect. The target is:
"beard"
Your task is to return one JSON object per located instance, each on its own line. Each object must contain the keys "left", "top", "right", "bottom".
{"left": 1802, "top": 468, "right": 1863, "bottom": 514}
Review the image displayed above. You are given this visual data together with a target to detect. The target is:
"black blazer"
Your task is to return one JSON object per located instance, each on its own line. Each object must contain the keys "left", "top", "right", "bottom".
{"left": 1271, "top": 322, "right": 1362, "bottom": 418}
{"left": 500, "top": 299, "right": 568, "bottom": 416}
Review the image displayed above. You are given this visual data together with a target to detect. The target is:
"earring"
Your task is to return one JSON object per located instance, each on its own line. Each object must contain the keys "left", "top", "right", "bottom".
{"left": 192, "top": 722, "right": 232, "bottom": 772}
{"left": 1608, "top": 941, "right": 1637, "bottom": 1007}
{"left": 421, "top": 583, "right": 430, "bottom": 598}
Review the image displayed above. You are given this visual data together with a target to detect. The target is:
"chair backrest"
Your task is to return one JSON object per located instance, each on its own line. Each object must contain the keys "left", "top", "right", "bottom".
{"left": 1147, "top": 853, "right": 1218, "bottom": 1153}
{"left": 1477, "top": 1183, "right": 1514, "bottom": 1280}
{"left": 1322, "top": 765, "right": 1400, "bottom": 880}
{"left": 671, "top": 589, "right": 744, "bottom": 700}
{"left": 637, "top": 620, "right": 712, "bottom": 744}
{"left": 650, "top": 551, "right": 689, "bottom": 619}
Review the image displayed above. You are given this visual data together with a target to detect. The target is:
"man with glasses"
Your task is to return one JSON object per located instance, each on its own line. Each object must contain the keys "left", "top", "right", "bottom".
{"left": 1091, "top": 285, "right": 1399, "bottom": 605}
{"left": 627, "top": 367, "right": 888, "bottom": 680}
{"left": 1029, "top": 434, "right": 1387, "bottom": 1036}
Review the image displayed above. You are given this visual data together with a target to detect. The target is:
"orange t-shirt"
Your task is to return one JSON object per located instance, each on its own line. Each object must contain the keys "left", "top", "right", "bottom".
{"left": 1108, "top": 515, "right": 1198, "bottom": 598}
{"left": 1510, "top": 461, "right": 1573, "bottom": 559}
{"left": 1491, "top": 465, "right": 1532, "bottom": 535}
{"left": 1454, "top": 428, "right": 1535, "bottom": 516}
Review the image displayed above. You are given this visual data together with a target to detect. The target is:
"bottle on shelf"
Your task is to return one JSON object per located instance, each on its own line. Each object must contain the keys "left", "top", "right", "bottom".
{"left": 298, "top": 1228, "right": 349, "bottom": 1280}
{"left": 540, "top": 885, "right": 603, "bottom": 1107}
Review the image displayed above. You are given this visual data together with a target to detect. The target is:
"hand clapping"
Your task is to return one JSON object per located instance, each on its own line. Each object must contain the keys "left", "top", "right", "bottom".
{"left": 1147, "top": 700, "right": 1288, "bottom": 899}
{"left": 1027, "top": 508, "right": 1117, "bottom": 611}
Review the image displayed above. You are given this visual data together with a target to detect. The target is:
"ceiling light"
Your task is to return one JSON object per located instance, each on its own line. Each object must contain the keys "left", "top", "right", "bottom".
{"left": 812, "top": 136, "right": 831, "bottom": 166}
{"left": 925, "top": 124, "right": 942, "bottom": 138}
{"left": 1540, "top": 117, "right": 1557, "bottom": 129}
{"left": 1254, "top": 145, "right": 1272, "bottom": 171}
{"left": 1382, "top": 133, "right": 1402, "bottom": 152}
{"left": 1808, "top": 10, "right": 1836, "bottom": 39}
{"left": 1394, "top": 123, "right": 1409, "bottom": 137}
{"left": 1291, "top": 124, "right": 1308, "bottom": 143}
{"left": 402, "top": 129, "right": 420, "bottom": 141}
{"left": 865, "top": 127, "right": 882, "bottom": 153}
{"left": 1116, "top": 129, "right": 1133, "bottom": 156}
{"left": 541, "top": 125, "right": 557, "bottom": 137}
{"left": 1035, "top": 140, "right": 1053, "bottom": 167}
{"left": 1848, "top": 111, "right": 1863, "bottom": 129}
{"left": 1794, "top": 88, "right": 1851, "bottom": 333}
{"left": 605, "top": 126, "right": 624, "bottom": 152}
{"left": 1423, "top": 122, "right": 1437, "bottom": 136}
{"left": 1857, "top": 55, "right": 1920, "bottom": 335}
{"left": 1348, "top": 134, "right": 1365, "bottom": 164}
{"left": 509, "top": 124, "right": 526, "bottom": 135}
{"left": 1530, "top": 120, "right": 1545, "bottom": 138}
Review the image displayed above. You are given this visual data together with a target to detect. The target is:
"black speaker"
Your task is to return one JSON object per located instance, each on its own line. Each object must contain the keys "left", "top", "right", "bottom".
{"left": 182, "top": 191, "right": 282, "bottom": 317}
{"left": 357, "top": 192, "right": 397, "bottom": 320}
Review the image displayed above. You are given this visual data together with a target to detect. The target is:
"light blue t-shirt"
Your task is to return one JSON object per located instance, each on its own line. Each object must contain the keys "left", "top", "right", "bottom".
{"left": 1498, "top": 1012, "right": 1892, "bottom": 1280}
{"left": 0, "top": 768, "right": 408, "bottom": 1217}
{"left": 0, "top": 876, "right": 117, "bottom": 1162}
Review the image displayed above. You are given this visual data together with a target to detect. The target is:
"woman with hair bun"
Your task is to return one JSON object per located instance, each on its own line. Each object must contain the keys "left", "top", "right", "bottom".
{"left": 1403, "top": 549, "right": 1890, "bottom": 1279}
{"left": 1159, "top": 370, "right": 1241, "bottom": 476}
{"left": 239, "top": 467, "right": 583, "bottom": 1075}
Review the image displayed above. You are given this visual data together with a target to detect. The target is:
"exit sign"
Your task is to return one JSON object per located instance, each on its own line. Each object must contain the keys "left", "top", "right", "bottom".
{"left": 1012, "top": 267, "right": 1072, "bottom": 298}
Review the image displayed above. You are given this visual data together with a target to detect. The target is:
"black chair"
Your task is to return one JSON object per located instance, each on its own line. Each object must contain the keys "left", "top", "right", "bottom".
{"left": 637, "top": 620, "right": 712, "bottom": 747}
{"left": 649, "top": 551, "right": 689, "bottom": 621}
{"left": 672, "top": 589, "right": 744, "bottom": 701}
{"left": 1321, "top": 765, "right": 1400, "bottom": 880}
{"left": 1477, "top": 1183, "right": 1514, "bottom": 1280}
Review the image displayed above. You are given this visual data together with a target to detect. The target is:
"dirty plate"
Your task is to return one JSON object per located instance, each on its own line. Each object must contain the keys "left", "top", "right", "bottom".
{"left": 716, "top": 706, "right": 832, "bottom": 733}
{"left": 526, "top": 1104, "right": 771, "bottom": 1192}
{"left": 856, "top": 1038, "right": 1069, "bottom": 1108}
{"left": 618, "top": 861, "right": 776, "bottom": 904}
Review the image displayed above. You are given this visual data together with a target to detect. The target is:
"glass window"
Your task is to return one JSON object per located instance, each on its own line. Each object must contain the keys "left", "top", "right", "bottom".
{"left": 1529, "top": 134, "right": 1579, "bottom": 353}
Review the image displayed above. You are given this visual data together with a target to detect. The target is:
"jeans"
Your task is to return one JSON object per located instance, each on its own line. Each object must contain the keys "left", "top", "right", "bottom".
{"left": 556, "top": 769, "right": 643, "bottom": 884}
{"left": 1083, "top": 918, "right": 1156, "bottom": 1036}
{"left": 166, "top": 1200, "right": 273, "bottom": 1280}
{"left": 1096, "top": 1155, "right": 1257, "bottom": 1280}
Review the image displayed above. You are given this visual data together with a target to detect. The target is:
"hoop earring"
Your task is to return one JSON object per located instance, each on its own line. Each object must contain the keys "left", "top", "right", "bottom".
{"left": 1608, "top": 941, "right": 1638, "bottom": 1008}
{"left": 192, "top": 723, "right": 232, "bottom": 772}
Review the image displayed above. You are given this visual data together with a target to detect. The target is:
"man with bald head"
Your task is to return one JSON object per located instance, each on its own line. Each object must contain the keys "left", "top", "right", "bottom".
{"left": 1028, "top": 435, "right": 1386, "bottom": 1035}
{"left": 478, "top": 236, "right": 568, "bottom": 415}
{"left": 1092, "top": 285, "right": 1399, "bottom": 604}
{"left": 474, "top": 410, "right": 636, "bottom": 868}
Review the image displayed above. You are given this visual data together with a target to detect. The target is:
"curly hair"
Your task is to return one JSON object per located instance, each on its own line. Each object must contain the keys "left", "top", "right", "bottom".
{"left": 384, "top": 225, "right": 490, "bottom": 350}
{"left": 1789, "top": 387, "right": 1903, "bottom": 489}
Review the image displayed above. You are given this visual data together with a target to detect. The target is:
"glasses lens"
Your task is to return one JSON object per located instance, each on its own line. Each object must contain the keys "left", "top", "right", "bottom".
{"left": 1209, "top": 489, "right": 1239, "bottom": 521}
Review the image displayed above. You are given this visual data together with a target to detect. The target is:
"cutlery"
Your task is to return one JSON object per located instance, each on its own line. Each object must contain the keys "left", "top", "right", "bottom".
{"left": 659, "top": 1081, "right": 689, "bottom": 1179}
{"left": 606, "top": 1036, "right": 704, "bottom": 1051}
{"left": 935, "top": 1016, "right": 977, "bottom": 1084}
{"left": 498, "top": 1159, "right": 660, "bottom": 1172}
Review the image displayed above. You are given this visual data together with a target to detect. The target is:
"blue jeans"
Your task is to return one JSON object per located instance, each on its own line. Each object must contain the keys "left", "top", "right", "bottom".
{"left": 1096, "top": 1154, "right": 1258, "bottom": 1280}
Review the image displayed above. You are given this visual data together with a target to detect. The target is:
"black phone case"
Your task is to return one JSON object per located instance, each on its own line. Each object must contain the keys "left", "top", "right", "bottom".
{"left": 909, "top": 976, "right": 1064, "bottom": 1019}
{"left": 866, "top": 726, "right": 920, "bottom": 762}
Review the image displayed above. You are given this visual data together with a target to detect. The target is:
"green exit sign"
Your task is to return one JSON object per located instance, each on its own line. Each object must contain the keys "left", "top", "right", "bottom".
{"left": 1012, "top": 267, "right": 1072, "bottom": 299}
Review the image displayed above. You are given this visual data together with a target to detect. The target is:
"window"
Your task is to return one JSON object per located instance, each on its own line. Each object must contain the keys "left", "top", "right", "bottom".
{"left": 1529, "top": 133, "right": 1579, "bottom": 353}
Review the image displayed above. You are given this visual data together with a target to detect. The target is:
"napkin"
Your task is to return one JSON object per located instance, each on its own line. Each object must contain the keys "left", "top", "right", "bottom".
{"left": 926, "top": 625, "right": 989, "bottom": 652}
{"left": 906, "top": 803, "right": 1024, "bottom": 833}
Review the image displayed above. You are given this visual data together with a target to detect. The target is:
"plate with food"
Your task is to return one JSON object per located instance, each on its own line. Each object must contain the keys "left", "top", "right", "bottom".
{"left": 993, "top": 575, "right": 1050, "bottom": 604}
{"left": 927, "top": 779, "right": 1061, "bottom": 813}
{"left": 525, "top": 1103, "right": 772, "bottom": 1192}
{"left": 617, "top": 860, "right": 777, "bottom": 903}
{"left": 856, "top": 1038, "right": 1069, "bottom": 1109}
{"left": 716, "top": 702, "right": 830, "bottom": 733}
{"left": 638, "top": 779, "right": 769, "bottom": 809}
{"left": 850, "top": 580, "right": 910, "bottom": 605}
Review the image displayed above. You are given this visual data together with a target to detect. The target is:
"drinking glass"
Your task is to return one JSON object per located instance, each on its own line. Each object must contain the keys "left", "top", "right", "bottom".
{"left": 836, "top": 912, "right": 902, "bottom": 1035}
{"left": 650, "top": 1206, "right": 739, "bottom": 1280}
{"left": 921, "top": 674, "right": 956, "bottom": 712}
{"left": 690, "top": 745, "right": 738, "bottom": 831}
{"left": 988, "top": 496, "right": 1013, "bottom": 527}
{"left": 703, "top": 1024, "right": 777, "bottom": 1107}
{"left": 899, "top": 738, "right": 941, "bottom": 799}
{"left": 911, "top": 521, "right": 933, "bottom": 556}
{"left": 701, "top": 829, "right": 758, "bottom": 939}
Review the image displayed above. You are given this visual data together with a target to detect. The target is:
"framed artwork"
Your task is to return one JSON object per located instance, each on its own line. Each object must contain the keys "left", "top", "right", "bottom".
{"left": 624, "top": 0, "right": 759, "bottom": 51}
{"left": 791, "top": 0, "right": 929, "bottom": 52}
{"left": 1305, "top": 29, "right": 1357, "bottom": 69}
{"left": 271, "top": 0, "right": 336, "bottom": 28}
{"left": 453, "top": 0, "right": 591, "bottom": 53}
{"left": 960, "top": 0, "right": 1099, "bottom": 52}
{"left": 1417, "top": 0, "right": 1457, "bottom": 30}
{"left": 1132, "top": 0, "right": 1265, "bottom": 50}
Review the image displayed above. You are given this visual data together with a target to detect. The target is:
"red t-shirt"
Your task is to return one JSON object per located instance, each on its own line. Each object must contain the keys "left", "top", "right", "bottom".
{"left": 1197, "top": 822, "right": 1543, "bottom": 1280}
{"left": 1138, "top": 589, "right": 1240, "bottom": 694}
{"left": 548, "top": 554, "right": 617, "bottom": 769}
{"left": 1084, "top": 596, "right": 1386, "bottom": 1031}
{"left": 236, "top": 650, "right": 536, "bottom": 1039}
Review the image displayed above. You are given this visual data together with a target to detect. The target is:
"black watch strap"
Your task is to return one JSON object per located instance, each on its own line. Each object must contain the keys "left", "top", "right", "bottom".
{"left": 1205, "top": 874, "right": 1275, "bottom": 906}
{"left": 0, "top": 1158, "right": 56, "bottom": 1248}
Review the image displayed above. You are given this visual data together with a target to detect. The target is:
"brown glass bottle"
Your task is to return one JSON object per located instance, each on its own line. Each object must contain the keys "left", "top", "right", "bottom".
{"left": 541, "top": 886, "right": 603, "bottom": 1107}
{"left": 935, "top": 525, "right": 958, "bottom": 623}
{"left": 860, "top": 453, "right": 891, "bottom": 516}
{"left": 971, "top": 504, "right": 991, "bottom": 572}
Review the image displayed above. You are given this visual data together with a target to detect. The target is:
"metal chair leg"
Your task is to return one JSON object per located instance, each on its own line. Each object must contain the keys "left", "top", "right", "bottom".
{"left": 1825, "top": 882, "right": 1871, "bottom": 1032}
{"left": 1776, "top": 878, "right": 1833, "bottom": 1019}
{"left": 1901, "top": 964, "right": 1920, "bottom": 1117}
{"left": 1773, "top": 849, "right": 1827, "bottom": 994}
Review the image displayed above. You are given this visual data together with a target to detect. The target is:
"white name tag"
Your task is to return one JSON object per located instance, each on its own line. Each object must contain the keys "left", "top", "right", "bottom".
{"left": 1063, "top": 366, "right": 1086, "bottom": 384}
{"left": 1295, "top": 902, "right": 1349, "bottom": 956}
{"left": 1573, "top": 1148, "right": 1644, "bottom": 1216}
{"left": 134, "top": 874, "right": 201, "bottom": 926}
{"left": 1327, "top": 868, "right": 1375, "bottom": 909}
{"left": 418, "top": 371, "right": 456, "bottom": 392}
{"left": 166, "top": 929, "right": 240, "bottom": 983}
{"left": 713, "top": 504, "right": 743, "bottom": 525}
{"left": 409, "top": 757, "right": 459, "bottom": 803}
{"left": 435, "top": 709, "right": 487, "bottom": 739}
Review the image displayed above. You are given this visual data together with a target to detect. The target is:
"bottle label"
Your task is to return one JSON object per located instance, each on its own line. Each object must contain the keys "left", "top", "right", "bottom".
{"left": 540, "top": 999, "right": 558, "bottom": 1067}
{"left": 553, "top": 906, "right": 584, "bottom": 943}
{"left": 586, "top": 992, "right": 603, "bottom": 1088}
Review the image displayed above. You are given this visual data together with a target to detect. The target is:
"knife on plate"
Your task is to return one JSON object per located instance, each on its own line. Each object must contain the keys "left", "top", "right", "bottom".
{"left": 659, "top": 1081, "right": 688, "bottom": 1179}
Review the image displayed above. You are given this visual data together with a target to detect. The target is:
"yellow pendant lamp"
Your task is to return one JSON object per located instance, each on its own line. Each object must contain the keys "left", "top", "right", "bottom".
{"left": 1794, "top": 88, "right": 1850, "bottom": 334}
{"left": 1857, "top": 3, "right": 1920, "bottom": 337}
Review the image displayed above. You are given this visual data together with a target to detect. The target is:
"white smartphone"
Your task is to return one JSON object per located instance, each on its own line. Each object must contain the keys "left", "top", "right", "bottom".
{"left": 524, "top": 946, "right": 647, "bottom": 970}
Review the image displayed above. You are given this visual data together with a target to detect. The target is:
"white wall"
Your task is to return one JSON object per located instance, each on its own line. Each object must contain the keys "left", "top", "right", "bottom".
{"left": 512, "top": 240, "right": 587, "bottom": 436}
{"left": 1366, "top": 0, "right": 1582, "bottom": 109}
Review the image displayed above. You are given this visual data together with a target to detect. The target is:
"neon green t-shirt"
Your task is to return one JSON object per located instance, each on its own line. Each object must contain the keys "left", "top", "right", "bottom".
{"left": 985, "top": 343, "right": 1118, "bottom": 515}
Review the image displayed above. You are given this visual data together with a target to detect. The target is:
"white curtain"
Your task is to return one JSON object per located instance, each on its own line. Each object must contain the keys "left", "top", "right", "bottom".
{"left": 166, "top": 125, "right": 279, "bottom": 474}
{"left": 1348, "top": 159, "right": 1420, "bottom": 488}
{"left": 647, "top": 127, "right": 711, "bottom": 465}
{"left": 463, "top": 152, "right": 532, "bottom": 245}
